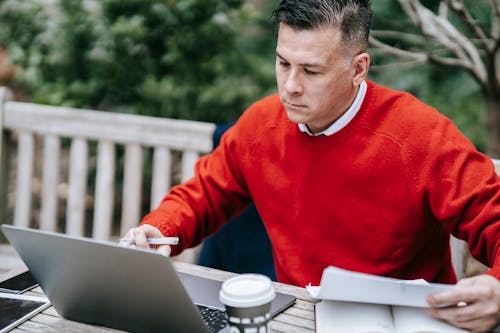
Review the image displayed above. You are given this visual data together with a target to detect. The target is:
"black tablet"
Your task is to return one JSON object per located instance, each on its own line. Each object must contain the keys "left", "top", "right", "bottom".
{"left": 0, "top": 271, "right": 38, "bottom": 294}
{"left": 0, "top": 292, "right": 50, "bottom": 333}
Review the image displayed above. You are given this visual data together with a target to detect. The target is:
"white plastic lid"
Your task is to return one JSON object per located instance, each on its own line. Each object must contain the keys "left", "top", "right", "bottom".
{"left": 219, "top": 274, "right": 276, "bottom": 308}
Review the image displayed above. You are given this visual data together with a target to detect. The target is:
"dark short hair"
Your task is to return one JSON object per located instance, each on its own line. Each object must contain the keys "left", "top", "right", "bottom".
{"left": 272, "top": 0, "right": 372, "bottom": 51}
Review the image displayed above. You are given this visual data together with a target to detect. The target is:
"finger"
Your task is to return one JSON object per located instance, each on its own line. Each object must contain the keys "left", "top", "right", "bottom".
{"left": 131, "top": 228, "right": 149, "bottom": 248}
{"left": 118, "top": 227, "right": 149, "bottom": 248}
{"left": 427, "top": 300, "right": 479, "bottom": 322}
{"left": 427, "top": 287, "right": 484, "bottom": 308}
{"left": 141, "top": 224, "right": 163, "bottom": 238}
{"left": 427, "top": 300, "right": 500, "bottom": 333}
{"left": 156, "top": 245, "right": 171, "bottom": 257}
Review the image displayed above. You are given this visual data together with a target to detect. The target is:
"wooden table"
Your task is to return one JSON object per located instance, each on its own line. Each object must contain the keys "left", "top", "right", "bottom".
{"left": 1, "top": 261, "right": 317, "bottom": 333}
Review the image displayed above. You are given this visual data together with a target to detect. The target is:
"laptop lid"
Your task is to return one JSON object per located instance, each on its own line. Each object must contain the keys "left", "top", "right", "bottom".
{"left": 1, "top": 225, "right": 295, "bottom": 333}
{"left": 1, "top": 224, "right": 216, "bottom": 333}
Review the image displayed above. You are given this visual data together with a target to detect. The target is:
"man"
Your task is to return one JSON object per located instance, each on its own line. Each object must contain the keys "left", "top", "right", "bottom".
{"left": 121, "top": 1, "right": 500, "bottom": 331}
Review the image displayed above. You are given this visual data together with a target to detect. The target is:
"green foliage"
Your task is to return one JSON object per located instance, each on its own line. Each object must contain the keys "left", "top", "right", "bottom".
{"left": 0, "top": 0, "right": 488, "bottom": 149}
{"left": 0, "top": 0, "right": 276, "bottom": 123}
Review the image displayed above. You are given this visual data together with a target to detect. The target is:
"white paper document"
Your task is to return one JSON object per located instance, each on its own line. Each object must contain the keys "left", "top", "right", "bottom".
{"left": 315, "top": 300, "right": 469, "bottom": 333}
{"left": 306, "top": 266, "right": 456, "bottom": 307}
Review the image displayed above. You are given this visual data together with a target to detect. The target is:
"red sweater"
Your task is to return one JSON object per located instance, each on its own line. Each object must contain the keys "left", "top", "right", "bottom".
{"left": 142, "top": 80, "right": 500, "bottom": 287}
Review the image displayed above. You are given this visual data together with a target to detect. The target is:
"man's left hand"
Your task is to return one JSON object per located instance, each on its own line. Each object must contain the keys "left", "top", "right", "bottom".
{"left": 426, "top": 274, "right": 500, "bottom": 333}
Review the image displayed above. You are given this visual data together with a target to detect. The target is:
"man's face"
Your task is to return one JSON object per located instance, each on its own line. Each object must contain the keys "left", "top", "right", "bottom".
{"left": 275, "top": 23, "right": 363, "bottom": 134}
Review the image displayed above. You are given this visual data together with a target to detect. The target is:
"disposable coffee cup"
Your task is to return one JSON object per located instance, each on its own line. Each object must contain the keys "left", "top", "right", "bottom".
{"left": 219, "top": 274, "right": 276, "bottom": 333}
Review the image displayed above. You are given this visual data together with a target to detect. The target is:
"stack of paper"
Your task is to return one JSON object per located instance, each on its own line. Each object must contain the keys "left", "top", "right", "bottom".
{"left": 306, "top": 266, "right": 456, "bottom": 307}
{"left": 308, "top": 266, "right": 469, "bottom": 333}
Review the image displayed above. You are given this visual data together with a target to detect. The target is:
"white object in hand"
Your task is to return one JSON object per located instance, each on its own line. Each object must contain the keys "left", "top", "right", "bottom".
{"left": 119, "top": 237, "right": 179, "bottom": 245}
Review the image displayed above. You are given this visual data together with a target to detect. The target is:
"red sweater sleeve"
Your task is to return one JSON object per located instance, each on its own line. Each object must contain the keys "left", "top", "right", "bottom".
{"left": 140, "top": 119, "right": 254, "bottom": 255}
{"left": 408, "top": 117, "right": 500, "bottom": 279}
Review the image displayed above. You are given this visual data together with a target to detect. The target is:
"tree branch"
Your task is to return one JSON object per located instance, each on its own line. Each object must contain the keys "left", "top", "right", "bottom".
{"left": 490, "top": 0, "right": 500, "bottom": 49}
{"left": 413, "top": 3, "right": 468, "bottom": 60}
{"left": 398, "top": 0, "right": 419, "bottom": 24}
{"left": 427, "top": 53, "right": 471, "bottom": 69}
{"left": 491, "top": 0, "right": 500, "bottom": 18}
{"left": 445, "top": 0, "right": 491, "bottom": 51}
{"left": 371, "top": 30, "right": 426, "bottom": 45}
{"left": 398, "top": 0, "right": 488, "bottom": 85}
{"left": 438, "top": 2, "right": 448, "bottom": 19}
{"left": 369, "top": 36, "right": 427, "bottom": 61}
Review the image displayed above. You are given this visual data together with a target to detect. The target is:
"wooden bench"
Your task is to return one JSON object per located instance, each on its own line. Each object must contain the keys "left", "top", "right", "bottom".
{"left": 0, "top": 87, "right": 215, "bottom": 269}
{"left": 1, "top": 86, "right": 499, "bottom": 278}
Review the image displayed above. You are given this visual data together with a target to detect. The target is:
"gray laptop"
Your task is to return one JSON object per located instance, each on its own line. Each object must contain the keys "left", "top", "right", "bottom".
{"left": 1, "top": 224, "right": 295, "bottom": 333}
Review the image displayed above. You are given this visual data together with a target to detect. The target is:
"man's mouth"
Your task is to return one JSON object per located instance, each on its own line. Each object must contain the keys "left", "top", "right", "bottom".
{"left": 283, "top": 99, "right": 306, "bottom": 109}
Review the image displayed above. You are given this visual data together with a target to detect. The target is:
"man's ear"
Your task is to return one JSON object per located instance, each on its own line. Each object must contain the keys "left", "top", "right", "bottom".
{"left": 352, "top": 52, "right": 370, "bottom": 86}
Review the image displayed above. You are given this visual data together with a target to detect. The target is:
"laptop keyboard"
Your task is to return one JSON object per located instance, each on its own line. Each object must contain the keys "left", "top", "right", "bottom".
{"left": 196, "top": 304, "right": 228, "bottom": 333}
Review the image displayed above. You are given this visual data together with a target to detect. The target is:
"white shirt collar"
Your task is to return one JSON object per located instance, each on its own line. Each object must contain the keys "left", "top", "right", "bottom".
{"left": 299, "top": 80, "right": 367, "bottom": 136}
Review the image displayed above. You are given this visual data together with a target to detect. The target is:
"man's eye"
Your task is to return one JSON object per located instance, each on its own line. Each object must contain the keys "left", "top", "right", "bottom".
{"left": 304, "top": 69, "right": 319, "bottom": 75}
{"left": 279, "top": 61, "right": 290, "bottom": 68}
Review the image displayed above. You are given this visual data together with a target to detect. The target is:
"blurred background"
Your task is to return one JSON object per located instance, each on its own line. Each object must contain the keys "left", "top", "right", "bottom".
{"left": 0, "top": 0, "right": 497, "bottom": 276}
{"left": 0, "top": 0, "right": 494, "bottom": 153}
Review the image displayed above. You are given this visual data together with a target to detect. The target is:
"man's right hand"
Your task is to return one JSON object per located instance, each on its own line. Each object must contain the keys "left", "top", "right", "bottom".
{"left": 119, "top": 224, "right": 172, "bottom": 256}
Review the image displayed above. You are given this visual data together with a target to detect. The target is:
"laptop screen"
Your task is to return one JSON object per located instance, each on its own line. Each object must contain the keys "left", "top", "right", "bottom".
{"left": 1, "top": 225, "right": 295, "bottom": 333}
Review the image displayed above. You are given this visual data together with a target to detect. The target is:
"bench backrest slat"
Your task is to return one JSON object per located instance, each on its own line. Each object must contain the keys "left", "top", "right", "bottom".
{"left": 150, "top": 147, "right": 172, "bottom": 211}
{"left": 66, "top": 138, "right": 89, "bottom": 236}
{"left": 40, "top": 134, "right": 60, "bottom": 232}
{"left": 493, "top": 159, "right": 500, "bottom": 175}
{"left": 121, "top": 143, "right": 144, "bottom": 236}
{"left": 4, "top": 101, "right": 214, "bottom": 151}
{"left": 92, "top": 140, "right": 116, "bottom": 240}
{"left": 14, "top": 131, "right": 34, "bottom": 229}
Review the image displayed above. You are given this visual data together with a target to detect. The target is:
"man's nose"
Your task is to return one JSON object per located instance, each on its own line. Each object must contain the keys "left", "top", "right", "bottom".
{"left": 283, "top": 70, "right": 303, "bottom": 95}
